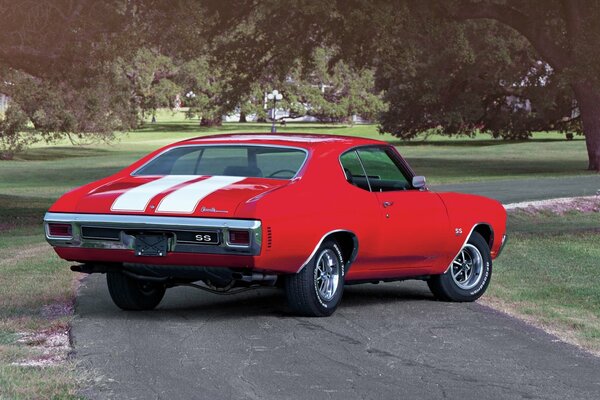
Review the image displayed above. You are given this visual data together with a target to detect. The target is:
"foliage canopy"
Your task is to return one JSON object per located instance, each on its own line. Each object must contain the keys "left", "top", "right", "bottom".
{"left": 1, "top": 0, "right": 600, "bottom": 170}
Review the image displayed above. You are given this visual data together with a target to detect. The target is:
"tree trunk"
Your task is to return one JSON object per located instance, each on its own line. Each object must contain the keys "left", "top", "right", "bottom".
{"left": 572, "top": 83, "right": 600, "bottom": 171}
{"left": 239, "top": 111, "right": 247, "bottom": 123}
{"left": 200, "top": 117, "right": 222, "bottom": 127}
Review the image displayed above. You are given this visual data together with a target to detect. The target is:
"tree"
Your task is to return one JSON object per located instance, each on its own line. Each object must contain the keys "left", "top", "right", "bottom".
{"left": 175, "top": 57, "right": 231, "bottom": 126}
{"left": 0, "top": 1, "right": 213, "bottom": 157}
{"left": 373, "top": 5, "right": 574, "bottom": 140}
{"left": 0, "top": 65, "right": 136, "bottom": 158}
{"left": 238, "top": 84, "right": 271, "bottom": 123}
{"left": 0, "top": 1, "right": 137, "bottom": 158}
{"left": 118, "top": 48, "right": 181, "bottom": 119}
{"left": 207, "top": 47, "right": 386, "bottom": 124}
{"left": 207, "top": 0, "right": 600, "bottom": 171}
{"left": 448, "top": 1, "right": 600, "bottom": 170}
{"left": 0, "top": 0, "right": 131, "bottom": 77}
{"left": 3, "top": 1, "right": 600, "bottom": 170}
{"left": 355, "top": 0, "right": 600, "bottom": 170}
{"left": 280, "top": 48, "right": 386, "bottom": 122}
{"left": 0, "top": 103, "right": 29, "bottom": 159}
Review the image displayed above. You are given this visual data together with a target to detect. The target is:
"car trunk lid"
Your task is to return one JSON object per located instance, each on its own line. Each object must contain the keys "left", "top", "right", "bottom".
{"left": 75, "top": 175, "right": 289, "bottom": 216}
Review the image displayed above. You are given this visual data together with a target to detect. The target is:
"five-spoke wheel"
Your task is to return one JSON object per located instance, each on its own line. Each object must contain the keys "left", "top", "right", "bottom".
{"left": 314, "top": 248, "right": 341, "bottom": 302}
{"left": 428, "top": 231, "right": 492, "bottom": 302}
{"left": 450, "top": 244, "right": 484, "bottom": 290}
{"left": 285, "top": 240, "right": 345, "bottom": 316}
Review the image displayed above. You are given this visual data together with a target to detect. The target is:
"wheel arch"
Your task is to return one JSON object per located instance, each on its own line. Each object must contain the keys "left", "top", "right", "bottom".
{"left": 296, "top": 230, "right": 358, "bottom": 273}
{"left": 472, "top": 223, "right": 494, "bottom": 250}
{"left": 445, "top": 223, "right": 494, "bottom": 273}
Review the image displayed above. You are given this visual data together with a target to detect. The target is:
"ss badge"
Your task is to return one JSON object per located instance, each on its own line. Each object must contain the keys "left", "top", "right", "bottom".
{"left": 186, "top": 231, "right": 219, "bottom": 245}
{"left": 455, "top": 228, "right": 463, "bottom": 236}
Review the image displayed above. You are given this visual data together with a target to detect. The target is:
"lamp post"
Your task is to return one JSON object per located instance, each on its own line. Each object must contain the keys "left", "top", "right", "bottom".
{"left": 185, "top": 91, "right": 196, "bottom": 101}
{"left": 267, "top": 89, "right": 283, "bottom": 133}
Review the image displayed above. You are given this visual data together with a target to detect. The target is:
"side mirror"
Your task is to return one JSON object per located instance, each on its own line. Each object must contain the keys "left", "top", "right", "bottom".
{"left": 412, "top": 175, "right": 427, "bottom": 189}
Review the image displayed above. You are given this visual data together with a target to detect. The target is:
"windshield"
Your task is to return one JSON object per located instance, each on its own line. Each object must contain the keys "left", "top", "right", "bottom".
{"left": 133, "top": 145, "right": 308, "bottom": 180}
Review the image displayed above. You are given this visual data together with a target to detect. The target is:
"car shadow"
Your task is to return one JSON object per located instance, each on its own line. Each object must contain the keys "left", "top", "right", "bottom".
{"left": 84, "top": 281, "right": 436, "bottom": 321}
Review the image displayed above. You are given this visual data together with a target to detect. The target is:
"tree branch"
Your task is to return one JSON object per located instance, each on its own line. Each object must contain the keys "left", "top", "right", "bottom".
{"left": 152, "top": 71, "right": 177, "bottom": 84}
{"left": 562, "top": 0, "right": 583, "bottom": 55}
{"left": 0, "top": 45, "right": 62, "bottom": 61}
{"left": 0, "top": 46, "right": 65, "bottom": 78}
{"left": 452, "top": 1, "right": 569, "bottom": 71}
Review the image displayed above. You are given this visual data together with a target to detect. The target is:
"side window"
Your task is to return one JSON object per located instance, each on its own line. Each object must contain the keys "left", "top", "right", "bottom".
{"left": 340, "top": 151, "right": 371, "bottom": 191}
{"left": 356, "top": 147, "right": 411, "bottom": 192}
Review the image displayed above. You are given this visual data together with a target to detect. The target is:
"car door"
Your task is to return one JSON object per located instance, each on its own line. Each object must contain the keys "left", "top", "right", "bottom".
{"left": 355, "top": 146, "right": 451, "bottom": 272}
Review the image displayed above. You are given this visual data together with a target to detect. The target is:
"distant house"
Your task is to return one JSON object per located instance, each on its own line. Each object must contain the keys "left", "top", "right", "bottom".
{"left": 0, "top": 93, "right": 8, "bottom": 113}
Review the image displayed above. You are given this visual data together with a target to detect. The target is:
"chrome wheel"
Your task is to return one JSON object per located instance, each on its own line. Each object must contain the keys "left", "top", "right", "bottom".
{"left": 285, "top": 239, "right": 345, "bottom": 317}
{"left": 313, "top": 249, "right": 341, "bottom": 301}
{"left": 451, "top": 244, "right": 484, "bottom": 290}
{"left": 428, "top": 232, "right": 492, "bottom": 302}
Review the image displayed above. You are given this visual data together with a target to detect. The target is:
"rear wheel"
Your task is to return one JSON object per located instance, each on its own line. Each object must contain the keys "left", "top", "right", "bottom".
{"left": 106, "top": 271, "right": 166, "bottom": 310}
{"left": 285, "top": 240, "right": 345, "bottom": 317}
{"left": 428, "top": 232, "right": 492, "bottom": 302}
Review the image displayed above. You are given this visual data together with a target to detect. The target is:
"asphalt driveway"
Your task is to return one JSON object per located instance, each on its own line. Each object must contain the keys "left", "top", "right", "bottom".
{"left": 73, "top": 175, "right": 600, "bottom": 399}
{"left": 432, "top": 175, "right": 599, "bottom": 203}
{"left": 75, "top": 279, "right": 600, "bottom": 400}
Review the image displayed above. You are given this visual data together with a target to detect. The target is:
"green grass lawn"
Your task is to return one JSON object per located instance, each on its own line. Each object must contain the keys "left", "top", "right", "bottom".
{"left": 4, "top": 109, "right": 591, "bottom": 200}
{"left": 491, "top": 210, "right": 600, "bottom": 354}
{"left": 0, "top": 196, "right": 80, "bottom": 399}
{"left": 0, "top": 111, "right": 598, "bottom": 397}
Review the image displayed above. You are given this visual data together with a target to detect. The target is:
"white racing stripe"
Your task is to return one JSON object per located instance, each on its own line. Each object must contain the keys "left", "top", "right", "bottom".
{"left": 156, "top": 176, "right": 245, "bottom": 214}
{"left": 111, "top": 175, "right": 200, "bottom": 212}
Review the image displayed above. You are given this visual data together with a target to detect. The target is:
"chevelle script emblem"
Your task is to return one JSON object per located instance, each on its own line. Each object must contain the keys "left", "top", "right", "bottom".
{"left": 200, "top": 206, "right": 228, "bottom": 214}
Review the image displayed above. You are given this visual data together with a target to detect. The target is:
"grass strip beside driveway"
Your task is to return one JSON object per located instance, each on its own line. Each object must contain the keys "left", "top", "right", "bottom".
{"left": 0, "top": 197, "right": 81, "bottom": 400}
{"left": 490, "top": 207, "right": 600, "bottom": 354}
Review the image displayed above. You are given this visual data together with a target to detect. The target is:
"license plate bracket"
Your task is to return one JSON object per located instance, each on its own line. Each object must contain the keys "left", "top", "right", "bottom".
{"left": 134, "top": 234, "right": 168, "bottom": 257}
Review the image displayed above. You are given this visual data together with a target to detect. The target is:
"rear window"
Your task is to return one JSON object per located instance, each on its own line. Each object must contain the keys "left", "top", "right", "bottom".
{"left": 134, "top": 145, "right": 308, "bottom": 180}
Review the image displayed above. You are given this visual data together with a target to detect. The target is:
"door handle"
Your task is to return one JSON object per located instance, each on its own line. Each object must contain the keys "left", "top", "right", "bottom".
{"left": 382, "top": 201, "right": 394, "bottom": 208}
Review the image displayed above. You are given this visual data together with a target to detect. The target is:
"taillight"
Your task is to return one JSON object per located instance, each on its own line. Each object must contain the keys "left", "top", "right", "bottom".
{"left": 48, "top": 223, "right": 72, "bottom": 238}
{"left": 228, "top": 230, "right": 250, "bottom": 245}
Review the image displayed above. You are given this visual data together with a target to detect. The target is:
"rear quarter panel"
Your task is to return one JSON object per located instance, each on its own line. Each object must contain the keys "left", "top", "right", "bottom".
{"left": 236, "top": 147, "right": 380, "bottom": 274}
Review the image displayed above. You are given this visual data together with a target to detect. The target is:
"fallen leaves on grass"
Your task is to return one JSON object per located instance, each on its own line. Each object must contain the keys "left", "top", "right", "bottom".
{"left": 12, "top": 326, "right": 71, "bottom": 368}
{"left": 505, "top": 195, "right": 600, "bottom": 214}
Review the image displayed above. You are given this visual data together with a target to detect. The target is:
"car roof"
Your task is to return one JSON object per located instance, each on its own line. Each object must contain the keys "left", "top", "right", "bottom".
{"left": 177, "top": 133, "right": 386, "bottom": 150}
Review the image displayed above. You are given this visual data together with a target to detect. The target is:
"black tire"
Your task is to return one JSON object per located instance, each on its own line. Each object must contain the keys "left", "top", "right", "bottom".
{"left": 428, "top": 231, "right": 492, "bottom": 302}
{"left": 106, "top": 271, "right": 166, "bottom": 310}
{"left": 285, "top": 239, "right": 345, "bottom": 317}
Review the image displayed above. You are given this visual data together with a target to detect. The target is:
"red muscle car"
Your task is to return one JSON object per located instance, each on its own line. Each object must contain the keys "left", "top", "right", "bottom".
{"left": 44, "top": 134, "right": 507, "bottom": 316}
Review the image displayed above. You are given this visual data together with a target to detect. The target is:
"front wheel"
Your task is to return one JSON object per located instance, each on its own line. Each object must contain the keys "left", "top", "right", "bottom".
{"left": 285, "top": 240, "right": 345, "bottom": 317}
{"left": 428, "top": 231, "right": 492, "bottom": 302}
{"left": 106, "top": 271, "right": 166, "bottom": 310}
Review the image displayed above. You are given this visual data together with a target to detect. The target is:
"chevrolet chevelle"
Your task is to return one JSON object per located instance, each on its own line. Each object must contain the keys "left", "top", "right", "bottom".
{"left": 44, "top": 134, "right": 507, "bottom": 316}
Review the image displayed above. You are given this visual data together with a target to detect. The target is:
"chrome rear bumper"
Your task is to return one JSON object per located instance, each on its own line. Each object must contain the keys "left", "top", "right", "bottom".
{"left": 44, "top": 212, "right": 262, "bottom": 255}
